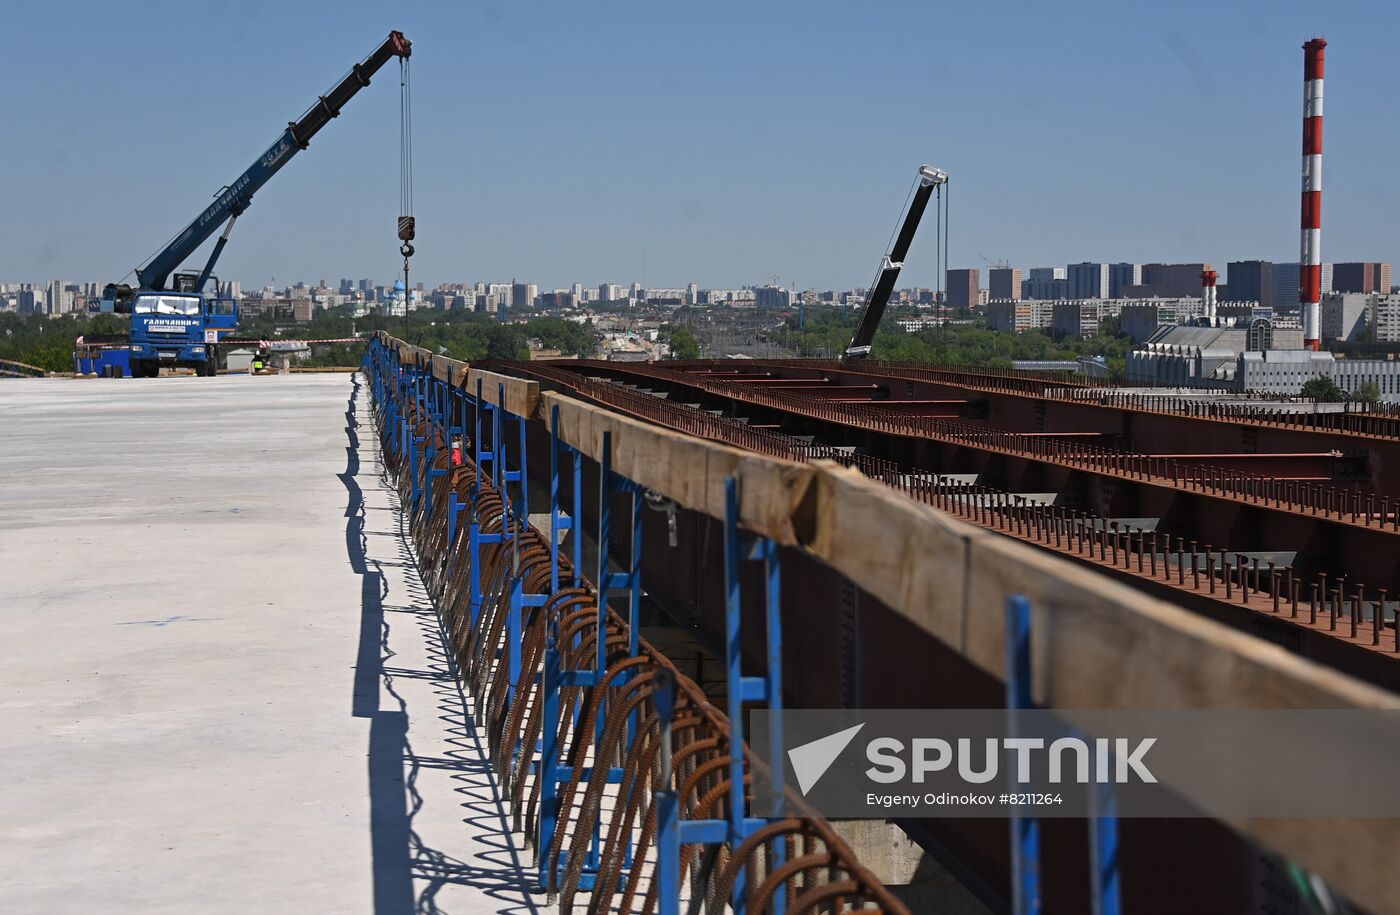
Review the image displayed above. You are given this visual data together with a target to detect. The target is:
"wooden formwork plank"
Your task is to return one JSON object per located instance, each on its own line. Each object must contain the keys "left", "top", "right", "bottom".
{"left": 467, "top": 368, "right": 541, "bottom": 420}
{"left": 543, "top": 390, "right": 814, "bottom": 546}
{"left": 430, "top": 354, "right": 470, "bottom": 387}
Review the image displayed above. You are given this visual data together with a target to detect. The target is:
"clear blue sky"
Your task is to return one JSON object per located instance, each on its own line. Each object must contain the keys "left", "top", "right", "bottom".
{"left": 3, "top": 0, "right": 1395, "bottom": 291}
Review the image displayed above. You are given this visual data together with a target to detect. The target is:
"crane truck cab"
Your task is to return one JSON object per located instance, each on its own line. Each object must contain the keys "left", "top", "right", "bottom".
{"left": 126, "top": 295, "right": 238, "bottom": 377}
{"left": 123, "top": 283, "right": 238, "bottom": 378}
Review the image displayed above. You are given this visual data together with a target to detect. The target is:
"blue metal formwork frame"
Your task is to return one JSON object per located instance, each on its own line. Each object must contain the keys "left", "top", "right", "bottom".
{"left": 1005, "top": 595, "right": 1122, "bottom": 915}
{"left": 535, "top": 425, "right": 642, "bottom": 892}
{"left": 537, "top": 402, "right": 587, "bottom": 888}
{"left": 362, "top": 343, "right": 809, "bottom": 912}
{"left": 654, "top": 476, "right": 786, "bottom": 915}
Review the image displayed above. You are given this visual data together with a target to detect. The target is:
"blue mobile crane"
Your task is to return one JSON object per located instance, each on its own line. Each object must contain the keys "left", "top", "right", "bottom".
{"left": 103, "top": 30, "right": 412, "bottom": 377}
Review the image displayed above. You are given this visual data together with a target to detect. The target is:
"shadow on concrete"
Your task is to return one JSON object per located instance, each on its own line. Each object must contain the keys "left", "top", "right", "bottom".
{"left": 342, "top": 375, "right": 416, "bottom": 915}
{"left": 342, "top": 373, "right": 539, "bottom": 915}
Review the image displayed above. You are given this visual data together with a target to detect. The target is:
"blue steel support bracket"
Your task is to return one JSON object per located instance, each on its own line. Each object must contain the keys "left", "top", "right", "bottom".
{"left": 1006, "top": 595, "right": 1041, "bottom": 915}
{"left": 1090, "top": 777, "right": 1122, "bottom": 915}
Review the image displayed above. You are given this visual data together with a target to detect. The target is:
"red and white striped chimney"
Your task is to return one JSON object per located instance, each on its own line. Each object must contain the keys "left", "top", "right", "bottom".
{"left": 1300, "top": 38, "right": 1326, "bottom": 351}
{"left": 1202, "top": 269, "right": 1218, "bottom": 324}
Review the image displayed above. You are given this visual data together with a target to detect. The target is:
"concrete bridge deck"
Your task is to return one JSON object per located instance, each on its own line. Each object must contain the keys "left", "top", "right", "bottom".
{"left": 0, "top": 375, "right": 536, "bottom": 914}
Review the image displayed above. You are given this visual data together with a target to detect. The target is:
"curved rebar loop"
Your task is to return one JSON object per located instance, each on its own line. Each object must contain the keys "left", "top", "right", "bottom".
{"left": 709, "top": 819, "right": 805, "bottom": 915}
{"left": 559, "top": 668, "right": 660, "bottom": 912}
{"left": 616, "top": 713, "right": 704, "bottom": 915}
{"left": 508, "top": 589, "right": 591, "bottom": 823}
{"left": 556, "top": 658, "right": 656, "bottom": 910}
{"left": 545, "top": 634, "right": 635, "bottom": 889}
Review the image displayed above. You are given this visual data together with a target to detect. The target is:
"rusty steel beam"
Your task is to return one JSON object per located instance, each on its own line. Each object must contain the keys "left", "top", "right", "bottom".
{"left": 501, "top": 359, "right": 1400, "bottom": 691}
{"left": 1140, "top": 451, "right": 1352, "bottom": 480}
{"left": 557, "top": 360, "right": 1394, "bottom": 533}
{"left": 776, "top": 357, "right": 1400, "bottom": 445}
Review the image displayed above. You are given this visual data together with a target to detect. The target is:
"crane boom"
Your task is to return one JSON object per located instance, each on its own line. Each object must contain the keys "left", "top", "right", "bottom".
{"left": 843, "top": 164, "right": 947, "bottom": 360}
{"left": 133, "top": 30, "right": 412, "bottom": 293}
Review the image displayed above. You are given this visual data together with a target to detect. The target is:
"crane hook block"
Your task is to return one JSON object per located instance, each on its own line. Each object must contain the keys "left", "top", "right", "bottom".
{"left": 398, "top": 215, "right": 415, "bottom": 242}
{"left": 400, "top": 242, "right": 415, "bottom": 258}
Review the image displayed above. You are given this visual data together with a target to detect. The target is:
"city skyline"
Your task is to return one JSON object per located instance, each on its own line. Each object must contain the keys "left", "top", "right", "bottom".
{"left": 4, "top": 253, "right": 1393, "bottom": 319}
{"left": 4, "top": 1, "right": 1398, "bottom": 291}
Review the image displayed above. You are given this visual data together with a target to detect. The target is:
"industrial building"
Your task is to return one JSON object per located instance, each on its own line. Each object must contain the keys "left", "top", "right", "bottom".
{"left": 1127, "top": 323, "right": 1286, "bottom": 386}
{"left": 1234, "top": 348, "right": 1400, "bottom": 400}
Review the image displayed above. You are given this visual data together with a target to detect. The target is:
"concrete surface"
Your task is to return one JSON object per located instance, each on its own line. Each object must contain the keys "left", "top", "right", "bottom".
{"left": 0, "top": 374, "right": 538, "bottom": 914}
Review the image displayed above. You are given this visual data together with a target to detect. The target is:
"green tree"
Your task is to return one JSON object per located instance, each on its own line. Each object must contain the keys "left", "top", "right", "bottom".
{"left": 664, "top": 325, "right": 701, "bottom": 360}
{"left": 1300, "top": 375, "right": 1346, "bottom": 402}
{"left": 1353, "top": 381, "right": 1381, "bottom": 404}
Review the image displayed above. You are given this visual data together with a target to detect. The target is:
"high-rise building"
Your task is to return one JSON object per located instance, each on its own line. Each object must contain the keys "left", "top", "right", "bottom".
{"left": 1022, "top": 267, "right": 1066, "bottom": 300}
{"left": 46, "top": 280, "right": 70, "bottom": 315}
{"left": 987, "top": 299, "right": 1054, "bottom": 333}
{"left": 1269, "top": 263, "right": 1333, "bottom": 311}
{"left": 1224, "top": 261, "right": 1272, "bottom": 304}
{"left": 946, "top": 268, "right": 979, "bottom": 309}
{"left": 687, "top": 282, "right": 699, "bottom": 305}
{"left": 755, "top": 286, "right": 791, "bottom": 308}
{"left": 359, "top": 278, "right": 372, "bottom": 294}
{"left": 1373, "top": 294, "right": 1400, "bottom": 342}
{"left": 510, "top": 281, "right": 538, "bottom": 308}
{"left": 630, "top": 282, "right": 643, "bottom": 300}
{"left": 1333, "top": 263, "right": 1392, "bottom": 294}
{"left": 571, "top": 283, "right": 585, "bottom": 300}
{"left": 1108, "top": 263, "right": 1141, "bottom": 298}
{"left": 1321, "top": 292, "right": 1371, "bottom": 343}
{"left": 598, "top": 283, "right": 620, "bottom": 303}
{"left": 1332, "top": 263, "right": 1374, "bottom": 293}
{"left": 988, "top": 268, "right": 1023, "bottom": 301}
{"left": 1132, "top": 263, "right": 1212, "bottom": 299}
{"left": 1067, "top": 263, "right": 1109, "bottom": 299}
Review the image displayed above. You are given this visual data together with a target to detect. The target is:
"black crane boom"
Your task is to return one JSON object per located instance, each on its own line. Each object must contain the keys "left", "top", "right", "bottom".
{"left": 844, "top": 164, "right": 947, "bottom": 360}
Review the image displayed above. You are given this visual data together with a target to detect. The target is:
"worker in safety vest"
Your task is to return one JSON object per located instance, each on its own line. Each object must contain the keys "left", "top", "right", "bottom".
{"left": 251, "top": 355, "right": 265, "bottom": 374}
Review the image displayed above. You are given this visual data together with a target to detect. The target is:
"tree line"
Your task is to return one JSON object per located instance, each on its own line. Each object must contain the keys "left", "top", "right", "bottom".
{"left": 0, "top": 306, "right": 601, "bottom": 372}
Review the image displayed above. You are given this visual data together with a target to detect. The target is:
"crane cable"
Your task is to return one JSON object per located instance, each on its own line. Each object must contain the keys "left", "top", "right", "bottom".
{"left": 398, "top": 55, "right": 415, "bottom": 336}
{"left": 937, "top": 179, "right": 949, "bottom": 356}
